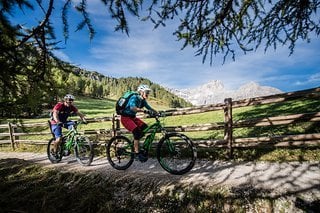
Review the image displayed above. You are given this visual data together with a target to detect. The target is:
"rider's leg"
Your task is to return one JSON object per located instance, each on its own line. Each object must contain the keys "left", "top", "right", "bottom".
{"left": 51, "top": 124, "right": 63, "bottom": 153}
{"left": 134, "top": 120, "right": 148, "bottom": 152}
{"left": 53, "top": 137, "right": 62, "bottom": 153}
{"left": 120, "top": 116, "right": 147, "bottom": 155}
{"left": 133, "top": 139, "right": 139, "bottom": 153}
{"left": 120, "top": 116, "right": 139, "bottom": 153}
{"left": 132, "top": 118, "right": 148, "bottom": 154}
{"left": 132, "top": 126, "right": 148, "bottom": 161}
{"left": 66, "top": 121, "right": 75, "bottom": 130}
{"left": 132, "top": 128, "right": 144, "bottom": 153}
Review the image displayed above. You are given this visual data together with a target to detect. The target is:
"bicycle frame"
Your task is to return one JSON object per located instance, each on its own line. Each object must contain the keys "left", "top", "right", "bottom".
{"left": 62, "top": 122, "right": 80, "bottom": 150}
{"left": 141, "top": 117, "right": 165, "bottom": 151}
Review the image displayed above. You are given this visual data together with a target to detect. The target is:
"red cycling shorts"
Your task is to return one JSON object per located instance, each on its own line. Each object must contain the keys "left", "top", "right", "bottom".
{"left": 120, "top": 116, "right": 146, "bottom": 132}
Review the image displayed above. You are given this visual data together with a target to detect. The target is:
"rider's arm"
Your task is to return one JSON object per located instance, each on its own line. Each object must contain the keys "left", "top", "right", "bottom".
{"left": 52, "top": 110, "right": 61, "bottom": 124}
{"left": 77, "top": 111, "right": 86, "bottom": 121}
{"left": 128, "top": 96, "right": 145, "bottom": 113}
{"left": 144, "top": 101, "right": 157, "bottom": 113}
{"left": 72, "top": 105, "right": 86, "bottom": 122}
{"left": 52, "top": 103, "right": 63, "bottom": 124}
{"left": 131, "top": 106, "right": 145, "bottom": 113}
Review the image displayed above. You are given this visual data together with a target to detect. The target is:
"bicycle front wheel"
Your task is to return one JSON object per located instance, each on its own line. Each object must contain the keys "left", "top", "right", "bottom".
{"left": 47, "top": 138, "right": 63, "bottom": 163}
{"left": 74, "top": 135, "right": 94, "bottom": 166}
{"left": 157, "top": 133, "right": 197, "bottom": 175}
{"left": 106, "top": 135, "right": 134, "bottom": 170}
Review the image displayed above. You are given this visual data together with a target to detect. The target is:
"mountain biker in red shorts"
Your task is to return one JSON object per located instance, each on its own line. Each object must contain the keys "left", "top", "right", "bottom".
{"left": 120, "top": 84, "right": 157, "bottom": 161}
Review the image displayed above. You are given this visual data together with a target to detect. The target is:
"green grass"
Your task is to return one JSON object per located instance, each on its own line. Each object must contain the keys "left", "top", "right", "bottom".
{"left": 76, "top": 96, "right": 116, "bottom": 118}
{"left": 1, "top": 96, "right": 320, "bottom": 161}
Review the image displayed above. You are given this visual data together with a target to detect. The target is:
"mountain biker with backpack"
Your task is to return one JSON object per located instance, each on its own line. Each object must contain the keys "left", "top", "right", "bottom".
{"left": 50, "top": 94, "right": 86, "bottom": 155}
{"left": 118, "top": 84, "right": 157, "bottom": 161}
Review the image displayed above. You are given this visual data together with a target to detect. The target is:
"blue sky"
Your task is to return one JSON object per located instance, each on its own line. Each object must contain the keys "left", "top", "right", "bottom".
{"left": 13, "top": 1, "right": 320, "bottom": 92}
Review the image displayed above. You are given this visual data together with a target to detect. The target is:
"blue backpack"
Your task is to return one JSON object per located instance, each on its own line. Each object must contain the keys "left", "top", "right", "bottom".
{"left": 115, "top": 91, "right": 138, "bottom": 115}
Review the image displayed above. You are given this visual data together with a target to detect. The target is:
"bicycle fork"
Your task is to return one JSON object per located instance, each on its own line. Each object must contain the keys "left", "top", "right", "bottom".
{"left": 163, "top": 135, "right": 178, "bottom": 156}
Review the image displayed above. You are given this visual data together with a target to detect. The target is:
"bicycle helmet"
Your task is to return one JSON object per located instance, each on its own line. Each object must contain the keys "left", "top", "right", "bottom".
{"left": 64, "top": 94, "right": 75, "bottom": 100}
{"left": 137, "top": 84, "right": 151, "bottom": 92}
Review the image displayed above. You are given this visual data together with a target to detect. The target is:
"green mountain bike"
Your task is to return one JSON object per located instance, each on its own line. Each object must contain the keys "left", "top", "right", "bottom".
{"left": 47, "top": 120, "right": 94, "bottom": 166}
{"left": 106, "top": 112, "right": 197, "bottom": 175}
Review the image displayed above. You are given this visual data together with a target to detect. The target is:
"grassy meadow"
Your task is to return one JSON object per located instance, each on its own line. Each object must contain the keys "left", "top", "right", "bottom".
{"left": 1, "top": 95, "right": 320, "bottom": 161}
{"left": 1, "top": 95, "right": 319, "bottom": 213}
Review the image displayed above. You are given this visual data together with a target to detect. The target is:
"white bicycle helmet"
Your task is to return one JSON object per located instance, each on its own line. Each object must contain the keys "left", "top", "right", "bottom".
{"left": 64, "top": 94, "right": 75, "bottom": 100}
{"left": 137, "top": 84, "right": 151, "bottom": 92}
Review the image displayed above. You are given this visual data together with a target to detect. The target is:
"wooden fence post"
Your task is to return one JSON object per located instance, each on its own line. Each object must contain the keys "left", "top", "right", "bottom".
{"left": 112, "top": 114, "right": 121, "bottom": 137}
{"left": 8, "top": 122, "right": 15, "bottom": 150}
{"left": 224, "top": 98, "right": 233, "bottom": 159}
{"left": 116, "top": 116, "right": 120, "bottom": 136}
{"left": 112, "top": 114, "right": 116, "bottom": 137}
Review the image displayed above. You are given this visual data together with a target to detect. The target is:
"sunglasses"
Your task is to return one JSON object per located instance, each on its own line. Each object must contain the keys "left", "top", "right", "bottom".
{"left": 67, "top": 99, "right": 74, "bottom": 102}
{"left": 145, "top": 91, "right": 150, "bottom": 95}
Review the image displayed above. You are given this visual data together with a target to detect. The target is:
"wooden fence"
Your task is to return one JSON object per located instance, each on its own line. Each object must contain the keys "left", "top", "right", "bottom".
{"left": 1, "top": 87, "right": 319, "bottom": 158}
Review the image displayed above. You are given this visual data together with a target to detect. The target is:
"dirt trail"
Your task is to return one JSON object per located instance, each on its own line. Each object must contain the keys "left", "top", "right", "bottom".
{"left": 1, "top": 151, "right": 319, "bottom": 198}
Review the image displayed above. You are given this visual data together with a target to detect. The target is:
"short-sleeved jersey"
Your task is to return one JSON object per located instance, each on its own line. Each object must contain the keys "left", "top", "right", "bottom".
{"left": 50, "top": 102, "right": 78, "bottom": 124}
{"left": 121, "top": 94, "right": 151, "bottom": 117}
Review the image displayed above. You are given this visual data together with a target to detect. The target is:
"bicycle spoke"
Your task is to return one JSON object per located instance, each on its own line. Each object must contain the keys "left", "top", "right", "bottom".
{"left": 158, "top": 133, "right": 196, "bottom": 175}
{"left": 107, "top": 136, "right": 134, "bottom": 170}
{"left": 75, "top": 136, "right": 93, "bottom": 166}
{"left": 47, "top": 138, "right": 63, "bottom": 163}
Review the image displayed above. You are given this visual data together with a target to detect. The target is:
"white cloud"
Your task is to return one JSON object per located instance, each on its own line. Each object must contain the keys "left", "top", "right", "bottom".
{"left": 294, "top": 72, "right": 320, "bottom": 86}
{"left": 309, "top": 72, "right": 320, "bottom": 82}
{"left": 58, "top": 2, "right": 320, "bottom": 92}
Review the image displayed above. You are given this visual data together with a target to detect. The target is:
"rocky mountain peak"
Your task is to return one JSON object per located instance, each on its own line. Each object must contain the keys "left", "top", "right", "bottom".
{"left": 169, "top": 80, "right": 282, "bottom": 106}
{"left": 201, "top": 80, "right": 224, "bottom": 91}
{"left": 239, "top": 81, "right": 260, "bottom": 90}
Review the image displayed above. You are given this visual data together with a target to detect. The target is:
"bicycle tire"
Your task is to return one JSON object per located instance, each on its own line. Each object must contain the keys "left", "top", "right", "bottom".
{"left": 106, "top": 135, "right": 134, "bottom": 170}
{"left": 74, "top": 135, "right": 94, "bottom": 166}
{"left": 47, "top": 138, "right": 63, "bottom": 163}
{"left": 157, "top": 132, "right": 197, "bottom": 175}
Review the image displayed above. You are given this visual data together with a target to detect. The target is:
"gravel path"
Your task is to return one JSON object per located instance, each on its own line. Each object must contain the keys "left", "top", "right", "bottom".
{"left": 1, "top": 151, "right": 320, "bottom": 198}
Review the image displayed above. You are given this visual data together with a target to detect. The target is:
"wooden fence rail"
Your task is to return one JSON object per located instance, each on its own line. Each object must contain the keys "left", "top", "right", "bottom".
{"left": 0, "top": 87, "right": 319, "bottom": 158}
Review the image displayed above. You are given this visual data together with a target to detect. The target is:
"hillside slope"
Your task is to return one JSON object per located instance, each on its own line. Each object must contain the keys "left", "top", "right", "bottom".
{"left": 69, "top": 68, "right": 192, "bottom": 108}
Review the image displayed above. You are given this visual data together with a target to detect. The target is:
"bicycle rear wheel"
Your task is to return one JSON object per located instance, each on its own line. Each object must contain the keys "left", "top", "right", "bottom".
{"left": 47, "top": 138, "right": 63, "bottom": 163}
{"left": 157, "top": 133, "right": 197, "bottom": 175}
{"left": 106, "top": 135, "right": 134, "bottom": 170}
{"left": 74, "top": 135, "right": 94, "bottom": 166}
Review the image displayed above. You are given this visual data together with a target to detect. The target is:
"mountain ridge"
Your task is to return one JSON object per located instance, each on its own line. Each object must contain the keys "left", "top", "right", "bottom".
{"left": 72, "top": 67, "right": 282, "bottom": 107}
{"left": 168, "top": 80, "right": 283, "bottom": 106}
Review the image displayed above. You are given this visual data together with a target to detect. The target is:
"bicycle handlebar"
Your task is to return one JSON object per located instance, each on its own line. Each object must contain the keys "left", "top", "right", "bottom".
{"left": 75, "top": 119, "right": 88, "bottom": 125}
{"left": 144, "top": 110, "right": 165, "bottom": 118}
